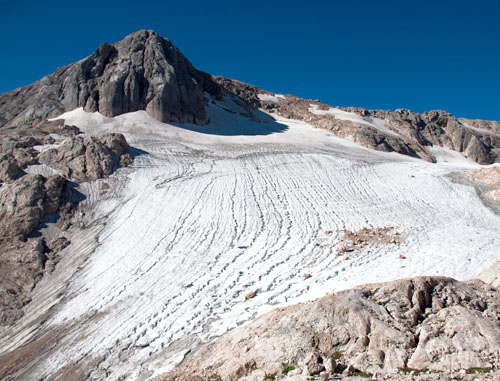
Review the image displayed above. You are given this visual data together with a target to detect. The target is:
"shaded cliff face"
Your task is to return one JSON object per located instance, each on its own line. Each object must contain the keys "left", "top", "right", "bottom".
{"left": 0, "top": 30, "right": 223, "bottom": 129}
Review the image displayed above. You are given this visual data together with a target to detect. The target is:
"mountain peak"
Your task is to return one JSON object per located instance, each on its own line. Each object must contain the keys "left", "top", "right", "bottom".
{"left": 0, "top": 30, "right": 222, "bottom": 129}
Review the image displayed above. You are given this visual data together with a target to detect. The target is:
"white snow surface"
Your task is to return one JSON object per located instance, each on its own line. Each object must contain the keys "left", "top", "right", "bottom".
{"left": 258, "top": 93, "right": 286, "bottom": 102}
{"left": 6, "top": 101, "right": 500, "bottom": 380}
{"left": 309, "top": 104, "right": 400, "bottom": 137}
{"left": 427, "top": 145, "right": 482, "bottom": 168}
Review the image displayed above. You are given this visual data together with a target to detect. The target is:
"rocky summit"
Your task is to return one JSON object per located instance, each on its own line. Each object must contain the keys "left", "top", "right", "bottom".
{"left": 0, "top": 30, "right": 222, "bottom": 129}
{"left": 0, "top": 30, "right": 499, "bottom": 381}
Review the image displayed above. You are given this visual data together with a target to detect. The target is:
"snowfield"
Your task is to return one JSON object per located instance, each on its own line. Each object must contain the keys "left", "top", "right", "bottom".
{"left": 308, "top": 103, "right": 400, "bottom": 137}
{"left": 2, "top": 98, "right": 499, "bottom": 380}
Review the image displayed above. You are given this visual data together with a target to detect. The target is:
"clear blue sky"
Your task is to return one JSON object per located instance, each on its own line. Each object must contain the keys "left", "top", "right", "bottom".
{"left": 1, "top": 0, "right": 499, "bottom": 120}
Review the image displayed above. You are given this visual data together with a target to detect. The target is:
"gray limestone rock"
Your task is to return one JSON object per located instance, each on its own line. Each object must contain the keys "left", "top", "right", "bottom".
{"left": 158, "top": 277, "right": 500, "bottom": 381}
{"left": 0, "top": 173, "right": 73, "bottom": 325}
{"left": 0, "top": 154, "right": 20, "bottom": 183}
{"left": 0, "top": 173, "right": 72, "bottom": 243}
{"left": 0, "top": 30, "right": 223, "bottom": 130}
{"left": 0, "top": 128, "right": 133, "bottom": 327}
{"left": 0, "top": 136, "right": 40, "bottom": 182}
{"left": 0, "top": 238, "right": 45, "bottom": 325}
{"left": 0, "top": 174, "right": 46, "bottom": 241}
{"left": 215, "top": 77, "right": 500, "bottom": 164}
{"left": 0, "top": 129, "right": 133, "bottom": 326}
{"left": 39, "top": 133, "right": 133, "bottom": 182}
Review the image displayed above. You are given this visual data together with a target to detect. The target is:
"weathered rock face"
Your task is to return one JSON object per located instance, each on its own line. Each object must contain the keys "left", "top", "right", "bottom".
{"left": 0, "top": 154, "right": 20, "bottom": 183}
{"left": 39, "top": 133, "right": 133, "bottom": 182}
{"left": 0, "top": 174, "right": 72, "bottom": 325}
{"left": 0, "top": 30, "right": 223, "bottom": 129}
{"left": 0, "top": 129, "right": 133, "bottom": 325}
{"left": 0, "top": 136, "right": 40, "bottom": 182}
{"left": 215, "top": 77, "right": 500, "bottom": 164}
{"left": 371, "top": 109, "right": 500, "bottom": 164}
{"left": 0, "top": 131, "right": 133, "bottom": 325}
{"left": 158, "top": 276, "right": 500, "bottom": 381}
{"left": 465, "top": 166, "right": 500, "bottom": 201}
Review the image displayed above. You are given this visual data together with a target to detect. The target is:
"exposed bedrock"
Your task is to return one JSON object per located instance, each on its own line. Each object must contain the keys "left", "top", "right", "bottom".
{"left": 0, "top": 30, "right": 223, "bottom": 129}
{"left": 158, "top": 276, "right": 500, "bottom": 380}
{"left": 215, "top": 77, "right": 500, "bottom": 164}
{"left": 0, "top": 173, "right": 72, "bottom": 325}
{"left": 39, "top": 133, "right": 133, "bottom": 182}
{"left": 0, "top": 131, "right": 133, "bottom": 325}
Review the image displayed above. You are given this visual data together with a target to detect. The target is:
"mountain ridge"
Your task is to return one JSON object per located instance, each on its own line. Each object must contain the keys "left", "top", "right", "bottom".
{"left": 0, "top": 30, "right": 499, "bottom": 165}
{"left": 0, "top": 29, "right": 500, "bottom": 381}
{"left": 0, "top": 30, "right": 222, "bottom": 129}
{"left": 214, "top": 76, "right": 500, "bottom": 164}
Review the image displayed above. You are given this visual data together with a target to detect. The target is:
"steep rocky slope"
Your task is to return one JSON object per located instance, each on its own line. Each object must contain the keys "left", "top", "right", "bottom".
{"left": 0, "top": 129, "right": 132, "bottom": 325}
{"left": 215, "top": 77, "right": 500, "bottom": 164}
{"left": 0, "top": 30, "right": 222, "bottom": 129}
{"left": 157, "top": 275, "right": 500, "bottom": 381}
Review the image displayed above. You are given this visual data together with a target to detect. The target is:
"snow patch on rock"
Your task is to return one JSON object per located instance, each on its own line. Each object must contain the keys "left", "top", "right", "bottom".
{"left": 258, "top": 93, "right": 286, "bottom": 102}
{"left": 309, "top": 104, "right": 400, "bottom": 137}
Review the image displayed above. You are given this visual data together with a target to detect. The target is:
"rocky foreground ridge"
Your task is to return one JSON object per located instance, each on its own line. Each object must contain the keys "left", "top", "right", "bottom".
{"left": 157, "top": 275, "right": 500, "bottom": 381}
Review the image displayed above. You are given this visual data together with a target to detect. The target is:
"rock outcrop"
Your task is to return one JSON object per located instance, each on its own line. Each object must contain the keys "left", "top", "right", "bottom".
{"left": 0, "top": 130, "right": 133, "bottom": 325}
{"left": 0, "top": 136, "right": 39, "bottom": 182}
{"left": 0, "top": 173, "right": 72, "bottom": 325}
{"left": 465, "top": 166, "right": 500, "bottom": 202}
{"left": 215, "top": 77, "right": 500, "bottom": 164}
{"left": 39, "top": 133, "right": 133, "bottom": 182}
{"left": 0, "top": 30, "right": 223, "bottom": 130}
{"left": 157, "top": 276, "right": 500, "bottom": 381}
{"left": 370, "top": 109, "right": 500, "bottom": 164}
